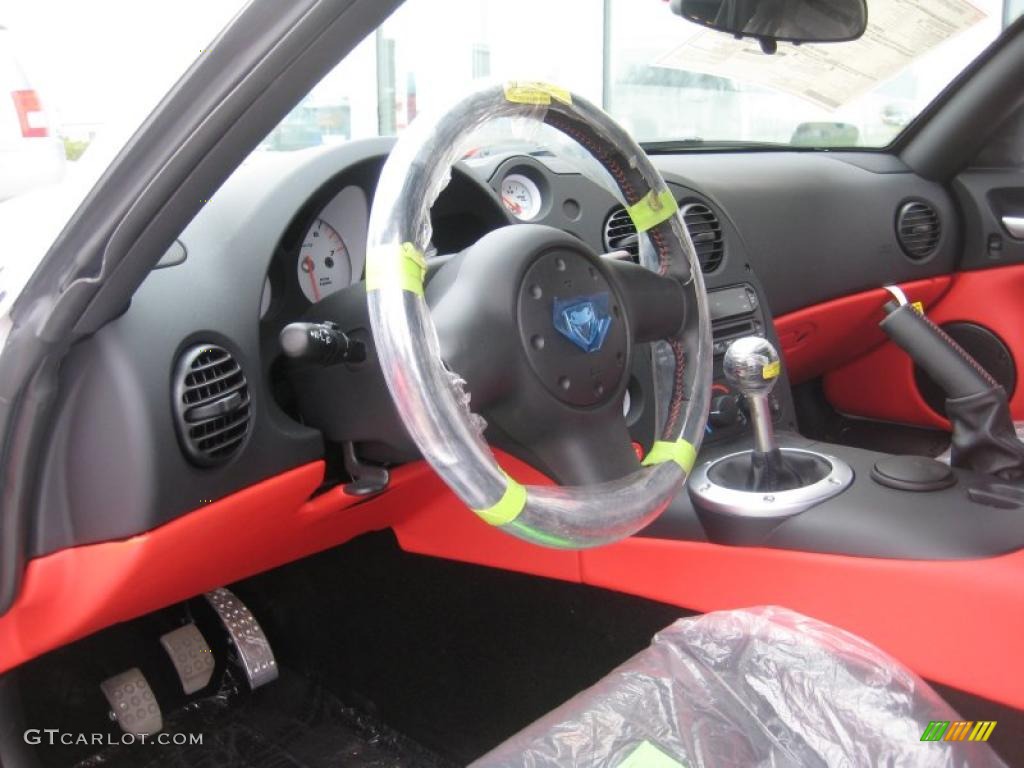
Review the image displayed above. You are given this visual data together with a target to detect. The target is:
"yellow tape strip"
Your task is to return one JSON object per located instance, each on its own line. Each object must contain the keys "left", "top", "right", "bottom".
{"left": 627, "top": 189, "right": 678, "bottom": 233}
{"left": 619, "top": 741, "right": 686, "bottom": 768}
{"left": 762, "top": 360, "right": 781, "bottom": 380}
{"left": 472, "top": 474, "right": 527, "bottom": 526}
{"left": 503, "top": 81, "right": 572, "bottom": 106}
{"left": 642, "top": 439, "right": 697, "bottom": 473}
{"left": 365, "top": 242, "right": 427, "bottom": 295}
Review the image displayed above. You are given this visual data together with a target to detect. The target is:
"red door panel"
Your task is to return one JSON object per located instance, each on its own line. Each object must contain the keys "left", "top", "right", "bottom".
{"left": 824, "top": 264, "right": 1024, "bottom": 428}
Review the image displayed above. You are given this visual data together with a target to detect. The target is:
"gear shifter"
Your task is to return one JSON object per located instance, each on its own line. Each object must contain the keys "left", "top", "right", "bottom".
{"left": 723, "top": 337, "right": 809, "bottom": 491}
{"left": 689, "top": 336, "right": 853, "bottom": 519}
{"left": 724, "top": 337, "right": 780, "bottom": 457}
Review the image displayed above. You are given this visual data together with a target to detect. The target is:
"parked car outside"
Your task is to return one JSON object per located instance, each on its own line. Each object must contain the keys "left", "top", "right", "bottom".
{"left": 0, "top": 23, "right": 64, "bottom": 202}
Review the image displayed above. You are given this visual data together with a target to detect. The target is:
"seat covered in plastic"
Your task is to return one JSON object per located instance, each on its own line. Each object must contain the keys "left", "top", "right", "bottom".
{"left": 474, "top": 607, "right": 1004, "bottom": 768}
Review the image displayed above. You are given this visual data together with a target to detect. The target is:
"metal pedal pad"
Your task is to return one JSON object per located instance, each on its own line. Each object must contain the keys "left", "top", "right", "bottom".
{"left": 160, "top": 623, "right": 215, "bottom": 694}
{"left": 204, "top": 587, "right": 278, "bottom": 690}
{"left": 100, "top": 668, "right": 162, "bottom": 736}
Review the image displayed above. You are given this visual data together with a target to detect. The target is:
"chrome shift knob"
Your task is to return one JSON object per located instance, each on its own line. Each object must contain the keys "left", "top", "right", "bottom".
{"left": 724, "top": 337, "right": 781, "bottom": 456}
{"left": 723, "top": 336, "right": 781, "bottom": 397}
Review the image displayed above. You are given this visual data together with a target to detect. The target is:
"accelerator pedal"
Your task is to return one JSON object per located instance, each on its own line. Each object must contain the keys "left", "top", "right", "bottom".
{"left": 204, "top": 587, "right": 278, "bottom": 690}
{"left": 100, "top": 668, "right": 163, "bottom": 736}
{"left": 160, "top": 623, "right": 215, "bottom": 695}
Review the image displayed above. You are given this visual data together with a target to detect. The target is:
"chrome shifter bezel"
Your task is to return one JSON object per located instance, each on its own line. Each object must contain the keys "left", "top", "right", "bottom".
{"left": 688, "top": 448, "right": 854, "bottom": 519}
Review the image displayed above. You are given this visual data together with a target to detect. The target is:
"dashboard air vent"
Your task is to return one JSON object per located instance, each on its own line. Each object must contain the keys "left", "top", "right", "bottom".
{"left": 896, "top": 201, "right": 941, "bottom": 260}
{"left": 603, "top": 206, "right": 639, "bottom": 259}
{"left": 681, "top": 202, "right": 724, "bottom": 273}
{"left": 603, "top": 201, "right": 724, "bottom": 272}
{"left": 173, "top": 344, "right": 251, "bottom": 467}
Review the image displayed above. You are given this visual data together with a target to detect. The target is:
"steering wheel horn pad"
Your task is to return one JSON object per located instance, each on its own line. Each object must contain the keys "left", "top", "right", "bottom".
{"left": 427, "top": 224, "right": 629, "bottom": 412}
{"left": 517, "top": 243, "right": 629, "bottom": 408}
{"left": 427, "top": 224, "right": 639, "bottom": 486}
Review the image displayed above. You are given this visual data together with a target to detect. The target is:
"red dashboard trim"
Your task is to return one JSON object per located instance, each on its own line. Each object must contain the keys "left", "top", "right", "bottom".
{"left": 0, "top": 462, "right": 341, "bottom": 674}
{"left": 1, "top": 451, "right": 1021, "bottom": 711}
{"left": 391, "top": 464, "right": 579, "bottom": 583}
{"left": 0, "top": 454, "right": 556, "bottom": 676}
{"left": 391, "top": 491, "right": 1024, "bottom": 711}
{"left": 774, "top": 276, "right": 952, "bottom": 385}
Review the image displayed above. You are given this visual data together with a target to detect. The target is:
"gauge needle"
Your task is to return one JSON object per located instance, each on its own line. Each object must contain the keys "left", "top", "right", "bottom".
{"left": 303, "top": 256, "right": 321, "bottom": 302}
{"left": 502, "top": 196, "right": 522, "bottom": 214}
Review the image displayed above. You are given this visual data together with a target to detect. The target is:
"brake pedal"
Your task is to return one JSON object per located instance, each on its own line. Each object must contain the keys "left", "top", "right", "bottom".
{"left": 204, "top": 587, "right": 278, "bottom": 690}
{"left": 100, "top": 668, "right": 162, "bottom": 736}
{"left": 160, "top": 623, "right": 215, "bottom": 694}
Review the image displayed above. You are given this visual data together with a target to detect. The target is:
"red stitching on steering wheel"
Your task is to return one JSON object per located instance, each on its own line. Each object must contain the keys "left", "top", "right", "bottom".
{"left": 544, "top": 108, "right": 685, "bottom": 437}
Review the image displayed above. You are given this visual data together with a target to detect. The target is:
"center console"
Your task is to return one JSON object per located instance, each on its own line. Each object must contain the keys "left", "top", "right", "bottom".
{"left": 641, "top": 278, "right": 1024, "bottom": 561}
{"left": 690, "top": 335, "right": 853, "bottom": 524}
{"left": 701, "top": 283, "right": 795, "bottom": 444}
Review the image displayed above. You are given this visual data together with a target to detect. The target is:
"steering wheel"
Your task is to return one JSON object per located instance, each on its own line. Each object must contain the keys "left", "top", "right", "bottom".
{"left": 366, "top": 82, "right": 712, "bottom": 549}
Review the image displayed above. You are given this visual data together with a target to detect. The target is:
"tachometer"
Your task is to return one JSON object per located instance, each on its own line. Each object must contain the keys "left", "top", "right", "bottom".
{"left": 297, "top": 219, "right": 350, "bottom": 303}
{"left": 500, "top": 173, "right": 542, "bottom": 221}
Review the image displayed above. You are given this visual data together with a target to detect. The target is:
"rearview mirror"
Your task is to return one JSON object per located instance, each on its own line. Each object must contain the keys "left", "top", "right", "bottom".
{"left": 670, "top": 0, "right": 868, "bottom": 54}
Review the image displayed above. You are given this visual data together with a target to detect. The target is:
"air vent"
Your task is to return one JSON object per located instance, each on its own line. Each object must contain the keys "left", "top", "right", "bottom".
{"left": 603, "top": 206, "right": 640, "bottom": 259}
{"left": 172, "top": 344, "right": 251, "bottom": 467}
{"left": 681, "top": 202, "right": 724, "bottom": 273}
{"left": 896, "top": 201, "right": 941, "bottom": 260}
{"left": 603, "top": 201, "right": 724, "bottom": 272}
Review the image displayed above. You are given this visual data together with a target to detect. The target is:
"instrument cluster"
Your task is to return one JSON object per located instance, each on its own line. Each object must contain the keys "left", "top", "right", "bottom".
{"left": 260, "top": 185, "right": 368, "bottom": 320}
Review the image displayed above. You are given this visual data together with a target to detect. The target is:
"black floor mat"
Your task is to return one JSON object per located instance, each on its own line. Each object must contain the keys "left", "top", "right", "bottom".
{"left": 73, "top": 671, "right": 450, "bottom": 768}
{"left": 228, "top": 533, "right": 693, "bottom": 763}
{"left": 9, "top": 532, "right": 692, "bottom": 767}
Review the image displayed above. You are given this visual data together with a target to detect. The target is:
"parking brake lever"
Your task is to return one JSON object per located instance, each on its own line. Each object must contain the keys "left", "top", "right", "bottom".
{"left": 880, "top": 290, "right": 1024, "bottom": 480}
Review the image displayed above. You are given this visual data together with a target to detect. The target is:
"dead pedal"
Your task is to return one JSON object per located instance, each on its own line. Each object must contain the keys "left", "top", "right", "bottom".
{"left": 204, "top": 587, "right": 278, "bottom": 690}
{"left": 100, "top": 668, "right": 163, "bottom": 736}
{"left": 160, "top": 623, "right": 215, "bottom": 694}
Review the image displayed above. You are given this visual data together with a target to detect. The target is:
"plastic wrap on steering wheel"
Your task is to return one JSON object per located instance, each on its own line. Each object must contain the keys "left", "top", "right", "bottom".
{"left": 365, "top": 81, "right": 712, "bottom": 548}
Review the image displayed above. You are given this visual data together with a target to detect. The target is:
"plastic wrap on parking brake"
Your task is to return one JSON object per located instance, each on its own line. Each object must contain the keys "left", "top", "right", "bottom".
{"left": 474, "top": 607, "right": 1007, "bottom": 768}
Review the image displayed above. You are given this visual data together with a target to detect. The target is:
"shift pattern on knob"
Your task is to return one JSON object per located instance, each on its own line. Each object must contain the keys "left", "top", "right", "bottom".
{"left": 723, "top": 336, "right": 780, "bottom": 397}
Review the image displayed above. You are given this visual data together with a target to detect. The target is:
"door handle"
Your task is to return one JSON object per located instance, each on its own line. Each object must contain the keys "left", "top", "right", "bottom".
{"left": 1002, "top": 215, "right": 1024, "bottom": 239}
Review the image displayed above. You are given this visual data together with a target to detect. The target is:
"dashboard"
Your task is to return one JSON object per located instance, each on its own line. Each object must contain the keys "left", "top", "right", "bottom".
{"left": 29, "top": 136, "right": 961, "bottom": 557}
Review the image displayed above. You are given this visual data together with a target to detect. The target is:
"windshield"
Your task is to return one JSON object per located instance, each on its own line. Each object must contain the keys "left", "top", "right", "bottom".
{"left": 0, "top": 0, "right": 246, "bottom": 317}
{"left": 266, "top": 0, "right": 1015, "bottom": 152}
{"left": 0, "top": 0, "right": 1019, "bottom": 317}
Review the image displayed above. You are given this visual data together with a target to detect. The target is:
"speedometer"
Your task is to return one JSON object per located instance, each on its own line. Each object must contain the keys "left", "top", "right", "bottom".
{"left": 500, "top": 173, "right": 542, "bottom": 221}
{"left": 297, "top": 219, "right": 351, "bottom": 303}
